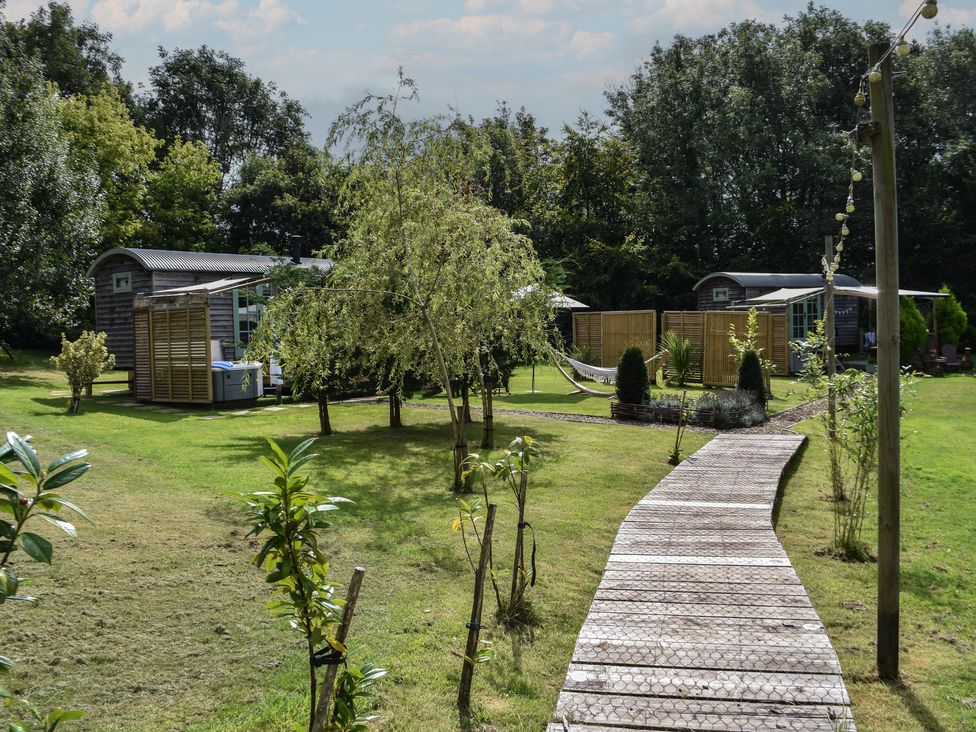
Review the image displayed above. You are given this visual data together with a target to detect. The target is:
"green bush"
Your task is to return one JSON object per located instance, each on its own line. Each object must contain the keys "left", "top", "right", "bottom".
{"left": 736, "top": 350, "right": 766, "bottom": 405}
{"left": 900, "top": 297, "right": 928, "bottom": 364}
{"left": 934, "top": 285, "right": 968, "bottom": 347}
{"left": 615, "top": 346, "right": 649, "bottom": 404}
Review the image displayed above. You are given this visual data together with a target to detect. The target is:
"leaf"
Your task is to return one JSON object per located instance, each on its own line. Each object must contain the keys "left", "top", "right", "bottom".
{"left": 0, "top": 655, "right": 13, "bottom": 672}
{"left": 264, "top": 438, "right": 289, "bottom": 468}
{"left": 19, "top": 532, "right": 54, "bottom": 564}
{"left": 450, "top": 516, "right": 462, "bottom": 533}
{"left": 0, "top": 464, "right": 16, "bottom": 485}
{"left": 38, "top": 514, "right": 77, "bottom": 538}
{"left": 288, "top": 437, "right": 317, "bottom": 462}
{"left": 46, "top": 450, "right": 89, "bottom": 474}
{"left": 42, "top": 463, "right": 91, "bottom": 490}
{"left": 5, "top": 432, "right": 39, "bottom": 480}
{"left": 35, "top": 497, "right": 91, "bottom": 523}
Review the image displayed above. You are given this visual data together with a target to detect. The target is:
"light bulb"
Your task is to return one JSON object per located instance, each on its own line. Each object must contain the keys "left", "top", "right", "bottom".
{"left": 896, "top": 38, "right": 911, "bottom": 57}
{"left": 868, "top": 68, "right": 882, "bottom": 84}
{"left": 842, "top": 226, "right": 850, "bottom": 237}
{"left": 836, "top": 242, "right": 844, "bottom": 252}
{"left": 852, "top": 170, "right": 863, "bottom": 182}
{"left": 835, "top": 213, "right": 847, "bottom": 222}
{"left": 921, "top": 0, "right": 938, "bottom": 20}
{"left": 854, "top": 91, "right": 866, "bottom": 107}
{"left": 846, "top": 201, "right": 856, "bottom": 214}
{"left": 833, "top": 254, "right": 841, "bottom": 263}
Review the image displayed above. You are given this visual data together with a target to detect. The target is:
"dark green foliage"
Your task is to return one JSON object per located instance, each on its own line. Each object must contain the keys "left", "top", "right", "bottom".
{"left": 615, "top": 346, "right": 649, "bottom": 405}
{"left": 900, "top": 297, "right": 928, "bottom": 364}
{"left": 615, "top": 390, "right": 764, "bottom": 429}
{"left": 737, "top": 350, "right": 767, "bottom": 405}
{"left": 934, "top": 285, "right": 968, "bottom": 346}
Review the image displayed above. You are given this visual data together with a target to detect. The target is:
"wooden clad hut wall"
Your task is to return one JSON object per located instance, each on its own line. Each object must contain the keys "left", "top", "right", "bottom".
{"left": 600, "top": 310, "right": 656, "bottom": 368}
{"left": 132, "top": 308, "right": 152, "bottom": 402}
{"left": 661, "top": 311, "right": 704, "bottom": 383}
{"left": 92, "top": 254, "right": 152, "bottom": 370}
{"left": 572, "top": 312, "right": 603, "bottom": 364}
{"left": 148, "top": 301, "right": 213, "bottom": 404}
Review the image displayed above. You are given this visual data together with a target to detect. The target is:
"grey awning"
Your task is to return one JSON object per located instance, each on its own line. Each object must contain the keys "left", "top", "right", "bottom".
{"left": 153, "top": 276, "right": 268, "bottom": 296}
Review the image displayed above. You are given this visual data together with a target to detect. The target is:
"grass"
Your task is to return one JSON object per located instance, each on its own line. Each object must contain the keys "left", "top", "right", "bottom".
{"left": 0, "top": 353, "right": 709, "bottom": 731}
{"left": 779, "top": 374, "right": 976, "bottom": 731}
{"left": 413, "top": 364, "right": 809, "bottom": 417}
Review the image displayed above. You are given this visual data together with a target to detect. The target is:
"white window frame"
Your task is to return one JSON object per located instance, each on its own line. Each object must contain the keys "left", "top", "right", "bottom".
{"left": 712, "top": 287, "right": 729, "bottom": 303}
{"left": 113, "top": 272, "right": 132, "bottom": 293}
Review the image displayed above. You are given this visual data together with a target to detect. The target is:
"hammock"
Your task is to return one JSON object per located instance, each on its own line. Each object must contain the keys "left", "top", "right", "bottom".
{"left": 549, "top": 349, "right": 668, "bottom": 398}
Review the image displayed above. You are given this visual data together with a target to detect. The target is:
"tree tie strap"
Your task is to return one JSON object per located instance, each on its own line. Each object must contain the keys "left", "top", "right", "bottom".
{"left": 465, "top": 621, "right": 482, "bottom": 630}
{"left": 311, "top": 643, "right": 347, "bottom": 667}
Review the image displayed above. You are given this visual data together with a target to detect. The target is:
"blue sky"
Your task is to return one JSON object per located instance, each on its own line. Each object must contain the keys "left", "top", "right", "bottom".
{"left": 4, "top": 0, "right": 975, "bottom": 142}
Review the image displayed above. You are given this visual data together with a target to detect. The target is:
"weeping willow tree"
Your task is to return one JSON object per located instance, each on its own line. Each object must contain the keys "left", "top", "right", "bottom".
{"left": 328, "top": 72, "right": 552, "bottom": 489}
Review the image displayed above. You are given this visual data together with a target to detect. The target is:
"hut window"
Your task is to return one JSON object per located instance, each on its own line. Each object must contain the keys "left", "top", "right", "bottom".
{"left": 113, "top": 272, "right": 132, "bottom": 293}
{"left": 712, "top": 287, "right": 729, "bottom": 302}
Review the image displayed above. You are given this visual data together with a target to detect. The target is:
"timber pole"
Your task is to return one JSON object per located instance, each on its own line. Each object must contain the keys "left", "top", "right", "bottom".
{"left": 869, "top": 42, "right": 900, "bottom": 682}
{"left": 824, "top": 235, "right": 836, "bottom": 443}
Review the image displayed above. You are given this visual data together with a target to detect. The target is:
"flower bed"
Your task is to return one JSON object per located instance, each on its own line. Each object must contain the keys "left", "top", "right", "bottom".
{"left": 611, "top": 389, "right": 766, "bottom": 429}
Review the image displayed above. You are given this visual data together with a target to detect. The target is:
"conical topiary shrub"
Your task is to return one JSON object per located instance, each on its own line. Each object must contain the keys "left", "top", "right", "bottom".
{"left": 615, "top": 346, "right": 649, "bottom": 404}
{"left": 737, "top": 349, "right": 766, "bottom": 406}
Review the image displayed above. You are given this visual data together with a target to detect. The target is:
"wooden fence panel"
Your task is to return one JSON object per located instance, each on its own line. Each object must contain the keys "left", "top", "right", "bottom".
{"left": 702, "top": 311, "right": 775, "bottom": 387}
{"left": 771, "top": 313, "right": 789, "bottom": 377}
{"left": 149, "top": 304, "right": 213, "bottom": 404}
{"left": 132, "top": 309, "right": 152, "bottom": 402}
{"left": 572, "top": 312, "right": 603, "bottom": 364}
{"left": 661, "top": 311, "right": 704, "bottom": 383}
{"left": 601, "top": 311, "right": 656, "bottom": 369}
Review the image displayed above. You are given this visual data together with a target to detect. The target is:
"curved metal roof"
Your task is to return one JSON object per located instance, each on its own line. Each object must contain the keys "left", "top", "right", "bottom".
{"left": 693, "top": 271, "right": 861, "bottom": 290}
{"left": 87, "top": 248, "right": 333, "bottom": 277}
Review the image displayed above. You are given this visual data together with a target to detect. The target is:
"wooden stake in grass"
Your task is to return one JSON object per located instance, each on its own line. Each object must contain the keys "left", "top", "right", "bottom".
{"left": 312, "top": 566, "right": 366, "bottom": 732}
{"left": 458, "top": 503, "right": 496, "bottom": 715}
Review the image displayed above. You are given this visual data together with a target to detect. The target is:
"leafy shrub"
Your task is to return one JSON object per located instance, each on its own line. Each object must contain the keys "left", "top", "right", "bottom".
{"left": 660, "top": 330, "right": 693, "bottom": 386}
{"left": 618, "top": 390, "right": 764, "bottom": 429}
{"left": 899, "top": 298, "right": 927, "bottom": 364}
{"left": 50, "top": 331, "right": 115, "bottom": 414}
{"left": 569, "top": 344, "right": 597, "bottom": 381}
{"left": 737, "top": 350, "right": 767, "bottom": 406}
{"left": 934, "top": 285, "right": 968, "bottom": 346}
{"left": 615, "top": 346, "right": 649, "bottom": 404}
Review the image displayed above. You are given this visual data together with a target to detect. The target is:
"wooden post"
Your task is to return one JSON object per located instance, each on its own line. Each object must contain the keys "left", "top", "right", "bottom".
{"left": 458, "top": 503, "right": 496, "bottom": 715}
{"left": 869, "top": 42, "right": 900, "bottom": 682}
{"left": 311, "top": 566, "right": 366, "bottom": 732}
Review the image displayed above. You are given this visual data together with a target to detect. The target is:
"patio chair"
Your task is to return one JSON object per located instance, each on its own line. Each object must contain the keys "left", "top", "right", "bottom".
{"left": 941, "top": 344, "right": 961, "bottom": 372}
{"left": 916, "top": 348, "right": 943, "bottom": 376}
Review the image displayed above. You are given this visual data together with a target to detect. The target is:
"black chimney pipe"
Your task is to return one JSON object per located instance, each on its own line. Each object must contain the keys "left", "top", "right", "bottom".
{"left": 290, "top": 235, "right": 302, "bottom": 265}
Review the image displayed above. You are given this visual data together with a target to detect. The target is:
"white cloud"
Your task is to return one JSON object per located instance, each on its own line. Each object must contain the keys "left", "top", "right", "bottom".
{"left": 2, "top": 0, "right": 90, "bottom": 20}
{"left": 87, "top": 0, "right": 298, "bottom": 36}
{"left": 569, "top": 30, "right": 617, "bottom": 58}
{"left": 394, "top": 13, "right": 571, "bottom": 49}
{"left": 633, "top": 0, "right": 768, "bottom": 33}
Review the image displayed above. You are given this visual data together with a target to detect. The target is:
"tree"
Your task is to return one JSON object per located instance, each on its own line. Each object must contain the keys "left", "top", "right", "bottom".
{"left": 4, "top": 1, "right": 126, "bottom": 97}
{"left": 140, "top": 45, "right": 308, "bottom": 182}
{"left": 50, "top": 330, "right": 116, "bottom": 413}
{"left": 900, "top": 297, "right": 927, "bottom": 365}
{"left": 934, "top": 286, "right": 968, "bottom": 348}
{"left": 615, "top": 346, "right": 649, "bottom": 405}
{"left": 329, "top": 74, "right": 552, "bottom": 489}
{"left": 58, "top": 85, "right": 160, "bottom": 251}
{"left": 0, "top": 33, "right": 101, "bottom": 344}
{"left": 219, "top": 143, "right": 345, "bottom": 255}
{"left": 142, "top": 138, "right": 221, "bottom": 251}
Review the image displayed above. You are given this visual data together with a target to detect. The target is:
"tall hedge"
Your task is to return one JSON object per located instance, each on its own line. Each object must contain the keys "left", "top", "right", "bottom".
{"left": 736, "top": 350, "right": 766, "bottom": 406}
{"left": 934, "top": 285, "right": 968, "bottom": 347}
{"left": 615, "top": 346, "right": 649, "bottom": 405}
{"left": 900, "top": 297, "right": 928, "bottom": 364}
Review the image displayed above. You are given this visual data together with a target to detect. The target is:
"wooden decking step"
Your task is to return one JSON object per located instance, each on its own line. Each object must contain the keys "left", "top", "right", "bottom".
{"left": 551, "top": 433, "right": 856, "bottom": 731}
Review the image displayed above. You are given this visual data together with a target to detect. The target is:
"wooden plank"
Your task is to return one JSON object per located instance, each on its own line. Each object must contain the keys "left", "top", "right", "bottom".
{"left": 550, "top": 434, "right": 857, "bottom": 730}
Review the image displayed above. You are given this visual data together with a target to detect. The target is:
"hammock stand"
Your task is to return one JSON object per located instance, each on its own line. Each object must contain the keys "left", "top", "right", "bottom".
{"left": 549, "top": 349, "right": 667, "bottom": 398}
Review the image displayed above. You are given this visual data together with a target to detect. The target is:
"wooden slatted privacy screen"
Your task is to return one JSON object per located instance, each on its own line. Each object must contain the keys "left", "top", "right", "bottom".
{"left": 132, "top": 309, "right": 152, "bottom": 402}
{"left": 572, "top": 310, "right": 657, "bottom": 367}
{"left": 770, "top": 313, "right": 789, "bottom": 377}
{"left": 661, "top": 311, "right": 704, "bottom": 383}
{"left": 148, "top": 304, "right": 213, "bottom": 404}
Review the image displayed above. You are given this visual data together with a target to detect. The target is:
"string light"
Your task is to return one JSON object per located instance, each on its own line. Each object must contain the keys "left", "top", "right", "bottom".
{"left": 823, "top": 0, "right": 937, "bottom": 284}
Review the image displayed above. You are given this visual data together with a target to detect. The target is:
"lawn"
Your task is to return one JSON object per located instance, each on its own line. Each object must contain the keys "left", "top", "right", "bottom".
{"left": 0, "top": 354, "right": 709, "bottom": 731}
{"left": 779, "top": 374, "right": 976, "bottom": 731}
{"left": 412, "top": 363, "right": 810, "bottom": 417}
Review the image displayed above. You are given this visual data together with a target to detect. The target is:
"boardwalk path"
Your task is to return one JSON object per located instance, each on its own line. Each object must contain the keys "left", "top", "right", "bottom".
{"left": 550, "top": 433, "right": 856, "bottom": 732}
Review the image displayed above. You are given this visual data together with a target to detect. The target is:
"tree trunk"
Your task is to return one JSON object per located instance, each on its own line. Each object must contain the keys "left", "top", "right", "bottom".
{"left": 508, "top": 469, "right": 528, "bottom": 619}
{"left": 461, "top": 382, "right": 473, "bottom": 423}
{"left": 317, "top": 390, "right": 332, "bottom": 436}
{"left": 454, "top": 405, "right": 470, "bottom": 492}
{"left": 477, "top": 366, "right": 494, "bottom": 450}
{"left": 68, "top": 390, "right": 81, "bottom": 415}
{"left": 389, "top": 388, "right": 402, "bottom": 428}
